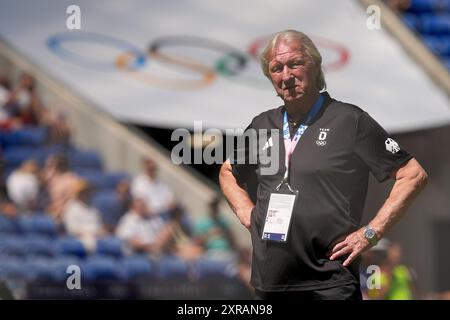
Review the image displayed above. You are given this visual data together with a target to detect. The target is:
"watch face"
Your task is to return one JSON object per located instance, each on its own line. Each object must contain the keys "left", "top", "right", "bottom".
{"left": 365, "top": 228, "right": 376, "bottom": 239}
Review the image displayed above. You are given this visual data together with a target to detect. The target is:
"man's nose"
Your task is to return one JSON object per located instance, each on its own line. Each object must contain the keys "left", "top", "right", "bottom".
{"left": 281, "top": 66, "right": 294, "bottom": 82}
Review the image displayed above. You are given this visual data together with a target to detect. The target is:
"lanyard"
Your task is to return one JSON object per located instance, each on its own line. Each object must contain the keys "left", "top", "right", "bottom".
{"left": 278, "top": 94, "right": 324, "bottom": 189}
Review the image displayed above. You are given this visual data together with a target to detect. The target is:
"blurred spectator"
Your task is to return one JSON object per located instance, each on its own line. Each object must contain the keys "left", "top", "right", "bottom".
{"left": 387, "top": 0, "right": 411, "bottom": 11}
{"left": 62, "top": 179, "right": 105, "bottom": 252}
{"left": 131, "top": 157, "right": 175, "bottom": 214}
{"left": 116, "top": 178, "right": 132, "bottom": 217}
{"left": 0, "top": 76, "right": 11, "bottom": 123}
{"left": 116, "top": 197, "right": 173, "bottom": 257}
{"left": 6, "top": 159, "right": 40, "bottom": 211}
{"left": 364, "top": 241, "right": 417, "bottom": 300}
{"left": 101, "top": 178, "right": 132, "bottom": 233}
{"left": 42, "top": 154, "right": 80, "bottom": 220}
{"left": 194, "top": 196, "right": 237, "bottom": 256}
{"left": 5, "top": 73, "right": 44, "bottom": 126}
{"left": 165, "top": 205, "right": 204, "bottom": 262}
{"left": 382, "top": 243, "right": 417, "bottom": 299}
{"left": 43, "top": 111, "right": 72, "bottom": 145}
{"left": 0, "top": 198, "right": 18, "bottom": 219}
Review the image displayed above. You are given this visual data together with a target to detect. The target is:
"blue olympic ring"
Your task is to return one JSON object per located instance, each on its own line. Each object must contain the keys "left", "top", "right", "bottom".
{"left": 47, "top": 32, "right": 147, "bottom": 71}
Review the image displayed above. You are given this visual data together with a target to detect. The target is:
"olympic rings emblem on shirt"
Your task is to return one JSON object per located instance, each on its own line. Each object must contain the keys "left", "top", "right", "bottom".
{"left": 47, "top": 31, "right": 350, "bottom": 90}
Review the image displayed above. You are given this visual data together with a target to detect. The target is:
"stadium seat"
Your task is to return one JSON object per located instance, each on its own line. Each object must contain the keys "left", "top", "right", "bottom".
{"left": 102, "top": 172, "right": 129, "bottom": 189}
{"left": 34, "top": 144, "right": 70, "bottom": 165}
{"left": 91, "top": 191, "right": 124, "bottom": 226}
{"left": 0, "top": 235, "right": 27, "bottom": 258}
{"left": 18, "top": 215, "right": 58, "bottom": 237}
{"left": 420, "top": 14, "right": 450, "bottom": 34}
{"left": 0, "top": 126, "right": 47, "bottom": 150}
{"left": 195, "top": 257, "right": 238, "bottom": 279}
{"left": 83, "top": 255, "right": 121, "bottom": 281}
{"left": 54, "top": 237, "right": 87, "bottom": 258}
{"left": 24, "top": 257, "right": 55, "bottom": 281}
{"left": 23, "top": 234, "right": 54, "bottom": 257}
{"left": 96, "top": 236, "right": 123, "bottom": 258}
{"left": 69, "top": 149, "right": 102, "bottom": 170}
{"left": 423, "top": 35, "right": 450, "bottom": 55}
{"left": 50, "top": 255, "right": 81, "bottom": 282}
{"left": 74, "top": 169, "right": 107, "bottom": 190}
{"left": 119, "top": 255, "right": 153, "bottom": 280}
{"left": 0, "top": 257, "right": 28, "bottom": 280}
{"left": 74, "top": 169, "right": 128, "bottom": 191}
{"left": 0, "top": 215, "right": 20, "bottom": 234}
{"left": 156, "top": 256, "right": 190, "bottom": 279}
{"left": 3, "top": 146, "right": 38, "bottom": 169}
{"left": 406, "top": 0, "right": 450, "bottom": 13}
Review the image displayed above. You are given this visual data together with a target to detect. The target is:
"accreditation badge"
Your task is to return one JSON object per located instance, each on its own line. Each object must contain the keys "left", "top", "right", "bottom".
{"left": 261, "top": 187, "right": 298, "bottom": 242}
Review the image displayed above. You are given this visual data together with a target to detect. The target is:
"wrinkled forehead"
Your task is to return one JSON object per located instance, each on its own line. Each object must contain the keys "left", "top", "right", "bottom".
{"left": 269, "top": 38, "right": 305, "bottom": 61}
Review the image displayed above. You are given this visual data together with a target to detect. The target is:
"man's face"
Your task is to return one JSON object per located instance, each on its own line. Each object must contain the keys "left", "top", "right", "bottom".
{"left": 268, "top": 39, "right": 318, "bottom": 103}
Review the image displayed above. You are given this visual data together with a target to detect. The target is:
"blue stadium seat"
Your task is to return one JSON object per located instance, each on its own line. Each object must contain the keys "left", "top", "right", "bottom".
{"left": 91, "top": 191, "right": 124, "bottom": 227}
{"left": 156, "top": 256, "right": 190, "bottom": 279}
{"left": 50, "top": 255, "right": 81, "bottom": 282}
{"left": 18, "top": 215, "right": 58, "bottom": 237}
{"left": 1, "top": 127, "right": 47, "bottom": 150}
{"left": 195, "top": 257, "right": 238, "bottom": 279}
{"left": 119, "top": 255, "right": 153, "bottom": 280}
{"left": 406, "top": 0, "right": 450, "bottom": 13}
{"left": 403, "top": 13, "right": 420, "bottom": 30}
{"left": 0, "top": 235, "right": 27, "bottom": 258}
{"left": 25, "top": 257, "right": 55, "bottom": 281}
{"left": 0, "top": 257, "right": 28, "bottom": 280}
{"left": 74, "top": 170, "right": 128, "bottom": 191}
{"left": 102, "top": 172, "right": 129, "bottom": 189}
{"left": 54, "top": 237, "right": 87, "bottom": 258}
{"left": 69, "top": 149, "right": 102, "bottom": 170}
{"left": 74, "top": 169, "right": 107, "bottom": 190}
{"left": 83, "top": 255, "right": 121, "bottom": 281}
{"left": 420, "top": 14, "right": 450, "bottom": 34}
{"left": 23, "top": 234, "right": 54, "bottom": 257}
{"left": 34, "top": 145, "right": 70, "bottom": 165}
{"left": 3, "top": 146, "right": 38, "bottom": 169}
{"left": 0, "top": 215, "right": 20, "bottom": 234}
{"left": 444, "top": 56, "right": 450, "bottom": 69}
{"left": 422, "top": 35, "right": 450, "bottom": 54}
{"left": 96, "top": 236, "right": 123, "bottom": 258}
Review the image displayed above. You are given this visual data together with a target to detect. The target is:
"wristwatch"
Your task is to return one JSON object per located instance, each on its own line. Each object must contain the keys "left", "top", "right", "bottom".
{"left": 364, "top": 226, "right": 378, "bottom": 246}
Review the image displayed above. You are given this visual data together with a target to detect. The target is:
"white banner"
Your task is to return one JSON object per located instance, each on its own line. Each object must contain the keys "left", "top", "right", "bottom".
{"left": 0, "top": 0, "right": 448, "bottom": 133}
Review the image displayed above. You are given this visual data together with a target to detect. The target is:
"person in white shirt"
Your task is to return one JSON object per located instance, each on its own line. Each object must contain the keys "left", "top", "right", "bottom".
{"left": 63, "top": 179, "right": 105, "bottom": 252}
{"left": 116, "top": 197, "right": 173, "bottom": 256}
{"left": 130, "top": 157, "right": 175, "bottom": 214}
{"left": 6, "top": 159, "right": 40, "bottom": 211}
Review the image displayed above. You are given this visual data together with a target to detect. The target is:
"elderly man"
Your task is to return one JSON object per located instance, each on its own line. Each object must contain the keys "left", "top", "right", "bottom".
{"left": 219, "top": 30, "right": 427, "bottom": 300}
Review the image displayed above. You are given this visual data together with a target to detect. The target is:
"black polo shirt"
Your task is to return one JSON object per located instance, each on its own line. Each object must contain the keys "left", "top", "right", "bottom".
{"left": 230, "top": 92, "right": 412, "bottom": 292}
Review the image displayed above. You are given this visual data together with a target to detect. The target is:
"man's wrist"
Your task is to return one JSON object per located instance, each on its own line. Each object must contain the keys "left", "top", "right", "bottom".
{"left": 364, "top": 225, "right": 379, "bottom": 246}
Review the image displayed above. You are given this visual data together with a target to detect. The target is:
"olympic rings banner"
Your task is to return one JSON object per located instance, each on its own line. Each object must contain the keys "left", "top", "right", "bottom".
{"left": 46, "top": 32, "right": 349, "bottom": 90}
{"left": 1, "top": 0, "right": 449, "bottom": 131}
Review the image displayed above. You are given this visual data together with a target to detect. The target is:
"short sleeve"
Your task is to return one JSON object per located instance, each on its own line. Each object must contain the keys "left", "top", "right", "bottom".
{"left": 227, "top": 121, "right": 259, "bottom": 202}
{"left": 354, "top": 112, "right": 413, "bottom": 182}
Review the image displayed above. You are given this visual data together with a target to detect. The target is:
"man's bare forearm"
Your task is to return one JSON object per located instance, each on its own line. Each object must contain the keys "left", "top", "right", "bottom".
{"left": 369, "top": 158, "right": 428, "bottom": 239}
{"left": 219, "top": 161, "right": 254, "bottom": 228}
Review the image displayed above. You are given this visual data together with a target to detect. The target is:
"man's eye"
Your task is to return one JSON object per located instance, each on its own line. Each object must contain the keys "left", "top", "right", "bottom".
{"left": 271, "top": 66, "right": 282, "bottom": 72}
{"left": 290, "top": 61, "right": 304, "bottom": 67}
